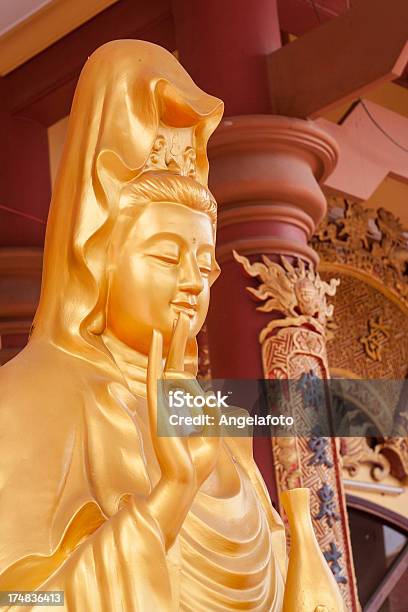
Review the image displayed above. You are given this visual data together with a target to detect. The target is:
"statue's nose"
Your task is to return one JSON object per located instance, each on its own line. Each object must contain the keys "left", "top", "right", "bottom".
{"left": 178, "top": 252, "right": 204, "bottom": 294}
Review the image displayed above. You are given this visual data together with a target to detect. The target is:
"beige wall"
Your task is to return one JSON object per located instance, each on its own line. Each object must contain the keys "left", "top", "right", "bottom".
{"left": 322, "top": 81, "right": 408, "bottom": 225}
{"left": 365, "top": 177, "right": 408, "bottom": 227}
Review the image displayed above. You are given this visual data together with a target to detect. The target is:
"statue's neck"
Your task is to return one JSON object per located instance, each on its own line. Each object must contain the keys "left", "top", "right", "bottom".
{"left": 102, "top": 328, "right": 198, "bottom": 397}
{"left": 102, "top": 329, "right": 151, "bottom": 398}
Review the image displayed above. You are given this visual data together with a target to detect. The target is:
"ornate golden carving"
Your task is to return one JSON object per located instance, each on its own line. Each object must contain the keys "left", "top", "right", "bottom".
{"left": 273, "top": 437, "right": 302, "bottom": 490}
{"left": 262, "top": 327, "right": 328, "bottom": 380}
{"left": 313, "top": 198, "right": 408, "bottom": 307}
{"left": 233, "top": 250, "right": 357, "bottom": 609}
{"left": 144, "top": 127, "right": 197, "bottom": 177}
{"left": 232, "top": 251, "right": 339, "bottom": 341}
{"left": 340, "top": 437, "right": 391, "bottom": 481}
{"left": 376, "top": 438, "right": 408, "bottom": 482}
{"left": 323, "top": 271, "right": 408, "bottom": 380}
{"left": 315, "top": 201, "right": 408, "bottom": 497}
{"left": 340, "top": 437, "right": 408, "bottom": 484}
{"left": 359, "top": 314, "right": 390, "bottom": 361}
{"left": 316, "top": 200, "right": 408, "bottom": 422}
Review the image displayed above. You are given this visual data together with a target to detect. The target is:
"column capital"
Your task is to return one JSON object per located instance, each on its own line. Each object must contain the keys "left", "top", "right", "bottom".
{"left": 209, "top": 115, "right": 339, "bottom": 265}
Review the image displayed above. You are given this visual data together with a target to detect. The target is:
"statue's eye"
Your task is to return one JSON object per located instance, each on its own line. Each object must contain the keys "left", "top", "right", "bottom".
{"left": 149, "top": 253, "right": 179, "bottom": 265}
{"left": 199, "top": 265, "right": 211, "bottom": 277}
{"left": 198, "top": 254, "right": 212, "bottom": 277}
{"left": 144, "top": 239, "right": 180, "bottom": 265}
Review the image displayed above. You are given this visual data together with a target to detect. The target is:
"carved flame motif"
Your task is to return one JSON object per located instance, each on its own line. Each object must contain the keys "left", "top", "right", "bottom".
{"left": 144, "top": 132, "right": 197, "bottom": 177}
{"left": 233, "top": 251, "right": 339, "bottom": 343}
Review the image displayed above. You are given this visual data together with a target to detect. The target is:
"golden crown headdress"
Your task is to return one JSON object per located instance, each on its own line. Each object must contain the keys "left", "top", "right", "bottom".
{"left": 144, "top": 125, "right": 197, "bottom": 178}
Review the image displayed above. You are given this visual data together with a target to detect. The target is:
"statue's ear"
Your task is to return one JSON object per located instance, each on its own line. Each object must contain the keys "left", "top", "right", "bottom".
{"left": 86, "top": 151, "right": 138, "bottom": 337}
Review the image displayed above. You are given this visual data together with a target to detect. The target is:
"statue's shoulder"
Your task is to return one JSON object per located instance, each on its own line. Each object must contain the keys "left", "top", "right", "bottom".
{"left": 0, "top": 341, "right": 83, "bottom": 427}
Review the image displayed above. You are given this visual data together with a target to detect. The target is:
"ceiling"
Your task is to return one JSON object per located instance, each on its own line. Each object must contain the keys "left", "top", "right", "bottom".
{"left": 0, "top": 0, "right": 119, "bottom": 75}
{"left": 0, "top": 0, "right": 352, "bottom": 76}
{"left": 0, "top": 0, "right": 52, "bottom": 36}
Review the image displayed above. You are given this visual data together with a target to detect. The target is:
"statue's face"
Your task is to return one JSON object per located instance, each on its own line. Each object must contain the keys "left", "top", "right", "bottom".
{"left": 106, "top": 201, "right": 217, "bottom": 354}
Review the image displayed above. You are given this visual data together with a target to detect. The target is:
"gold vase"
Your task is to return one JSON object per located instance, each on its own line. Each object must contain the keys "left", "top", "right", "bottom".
{"left": 281, "top": 488, "right": 345, "bottom": 612}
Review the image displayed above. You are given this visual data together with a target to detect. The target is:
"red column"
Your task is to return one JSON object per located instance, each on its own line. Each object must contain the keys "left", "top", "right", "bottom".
{"left": 206, "top": 116, "right": 333, "bottom": 379}
{"left": 206, "top": 116, "right": 337, "bottom": 498}
{"left": 172, "top": 0, "right": 281, "bottom": 115}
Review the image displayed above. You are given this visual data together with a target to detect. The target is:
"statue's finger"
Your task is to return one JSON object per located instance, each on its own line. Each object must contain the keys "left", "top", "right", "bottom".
{"left": 165, "top": 312, "right": 190, "bottom": 372}
{"left": 147, "top": 329, "right": 163, "bottom": 430}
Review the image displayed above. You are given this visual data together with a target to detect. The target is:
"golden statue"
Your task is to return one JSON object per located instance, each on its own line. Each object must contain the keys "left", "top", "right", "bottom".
{"left": 0, "top": 41, "right": 344, "bottom": 611}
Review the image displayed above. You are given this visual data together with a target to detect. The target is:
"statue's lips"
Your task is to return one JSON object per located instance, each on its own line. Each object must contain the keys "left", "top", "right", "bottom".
{"left": 170, "top": 301, "right": 197, "bottom": 317}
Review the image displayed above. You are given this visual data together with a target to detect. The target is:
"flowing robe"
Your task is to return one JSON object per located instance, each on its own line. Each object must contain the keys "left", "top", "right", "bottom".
{"left": 0, "top": 342, "right": 286, "bottom": 611}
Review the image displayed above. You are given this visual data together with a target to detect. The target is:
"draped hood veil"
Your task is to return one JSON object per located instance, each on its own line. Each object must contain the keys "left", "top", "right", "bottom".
{"left": 33, "top": 39, "right": 223, "bottom": 368}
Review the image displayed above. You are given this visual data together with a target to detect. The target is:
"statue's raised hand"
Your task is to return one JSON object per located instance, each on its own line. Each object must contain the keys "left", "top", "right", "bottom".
{"left": 146, "top": 313, "right": 221, "bottom": 549}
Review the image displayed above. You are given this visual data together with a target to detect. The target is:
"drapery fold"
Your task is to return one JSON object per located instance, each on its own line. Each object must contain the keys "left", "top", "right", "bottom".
{"left": 0, "top": 344, "right": 286, "bottom": 611}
